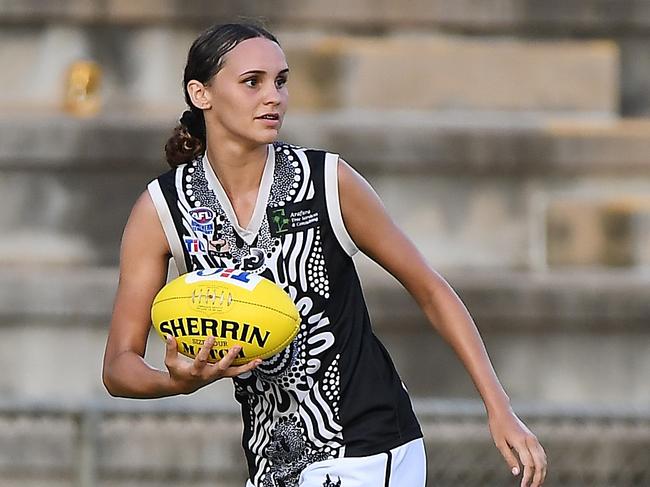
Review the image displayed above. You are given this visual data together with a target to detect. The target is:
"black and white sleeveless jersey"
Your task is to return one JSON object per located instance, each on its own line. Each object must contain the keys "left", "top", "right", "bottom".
{"left": 148, "top": 142, "right": 422, "bottom": 487}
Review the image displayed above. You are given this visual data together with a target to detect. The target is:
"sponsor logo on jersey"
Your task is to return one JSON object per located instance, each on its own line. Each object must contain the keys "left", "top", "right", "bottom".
{"left": 270, "top": 208, "right": 290, "bottom": 234}
{"left": 190, "top": 207, "right": 216, "bottom": 235}
{"left": 187, "top": 267, "right": 258, "bottom": 290}
{"left": 207, "top": 238, "right": 231, "bottom": 257}
{"left": 189, "top": 207, "right": 215, "bottom": 224}
{"left": 268, "top": 202, "right": 321, "bottom": 237}
{"left": 192, "top": 221, "right": 215, "bottom": 235}
{"left": 183, "top": 237, "right": 206, "bottom": 255}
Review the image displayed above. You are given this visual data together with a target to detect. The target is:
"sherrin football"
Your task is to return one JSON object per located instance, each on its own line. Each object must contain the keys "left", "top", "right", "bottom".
{"left": 151, "top": 268, "right": 300, "bottom": 366}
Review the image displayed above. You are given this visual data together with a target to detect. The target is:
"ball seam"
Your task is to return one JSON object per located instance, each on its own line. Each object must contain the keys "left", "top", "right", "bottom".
{"left": 152, "top": 296, "right": 297, "bottom": 320}
{"left": 231, "top": 299, "right": 298, "bottom": 321}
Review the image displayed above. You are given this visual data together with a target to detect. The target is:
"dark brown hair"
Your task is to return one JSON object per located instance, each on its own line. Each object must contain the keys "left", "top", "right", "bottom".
{"left": 164, "top": 23, "right": 280, "bottom": 167}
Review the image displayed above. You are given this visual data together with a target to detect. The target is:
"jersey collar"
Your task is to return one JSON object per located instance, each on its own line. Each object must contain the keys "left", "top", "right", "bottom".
{"left": 202, "top": 143, "right": 275, "bottom": 246}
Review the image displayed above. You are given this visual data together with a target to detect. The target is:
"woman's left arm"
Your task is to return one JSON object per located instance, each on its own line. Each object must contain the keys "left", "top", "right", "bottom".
{"left": 337, "top": 158, "right": 547, "bottom": 487}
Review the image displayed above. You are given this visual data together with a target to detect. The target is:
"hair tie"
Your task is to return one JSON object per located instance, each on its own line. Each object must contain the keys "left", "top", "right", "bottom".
{"left": 179, "top": 109, "right": 206, "bottom": 141}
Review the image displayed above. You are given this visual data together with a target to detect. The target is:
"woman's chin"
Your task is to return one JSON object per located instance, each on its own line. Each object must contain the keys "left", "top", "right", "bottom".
{"left": 254, "top": 129, "right": 281, "bottom": 145}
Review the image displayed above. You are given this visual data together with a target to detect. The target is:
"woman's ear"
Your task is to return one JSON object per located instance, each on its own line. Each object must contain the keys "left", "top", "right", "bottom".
{"left": 187, "top": 80, "right": 212, "bottom": 110}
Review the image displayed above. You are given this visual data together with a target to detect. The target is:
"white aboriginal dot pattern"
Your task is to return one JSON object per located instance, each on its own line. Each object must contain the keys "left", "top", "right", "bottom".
{"left": 307, "top": 228, "right": 330, "bottom": 299}
{"left": 184, "top": 157, "right": 215, "bottom": 208}
{"left": 274, "top": 354, "right": 302, "bottom": 389}
{"left": 269, "top": 142, "right": 299, "bottom": 205}
{"left": 289, "top": 160, "right": 301, "bottom": 202}
{"left": 266, "top": 237, "right": 282, "bottom": 260}
{"left": 267, "top": 314, "right": 309, "bottom": 388}
{"left": 321, "top": 354, "right": 341, "bottom": 416}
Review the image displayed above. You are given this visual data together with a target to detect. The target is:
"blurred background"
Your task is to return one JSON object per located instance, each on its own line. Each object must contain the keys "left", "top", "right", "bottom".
{"left": 1, "top": 1, "right": 650, "bottom": 486}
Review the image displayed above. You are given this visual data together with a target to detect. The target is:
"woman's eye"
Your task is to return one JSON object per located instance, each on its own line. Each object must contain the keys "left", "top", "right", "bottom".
{"left": 276, "top": 78, "right": 287, "bottom": 88}
{"left": 244, "top": 78, "right": 258, "bottom": 87}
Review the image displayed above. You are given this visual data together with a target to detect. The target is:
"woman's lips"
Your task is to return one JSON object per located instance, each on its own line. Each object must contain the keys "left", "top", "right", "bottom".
{"left": 256, "top": 116, "right": 281, "bottom": 127}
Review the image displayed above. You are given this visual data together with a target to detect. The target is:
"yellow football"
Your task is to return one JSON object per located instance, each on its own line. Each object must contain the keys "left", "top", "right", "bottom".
{"left": 151, "top": 268, "right": 300, "bottom": 365}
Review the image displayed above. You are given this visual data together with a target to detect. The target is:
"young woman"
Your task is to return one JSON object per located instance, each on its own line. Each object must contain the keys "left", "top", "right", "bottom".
{"left": 102, "top": 23, "right": 547, "bottom": 487}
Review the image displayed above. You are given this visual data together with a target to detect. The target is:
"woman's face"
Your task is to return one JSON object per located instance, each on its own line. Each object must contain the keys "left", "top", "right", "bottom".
{"left": 201, "top": 37, "right": 289, "bottom": 148}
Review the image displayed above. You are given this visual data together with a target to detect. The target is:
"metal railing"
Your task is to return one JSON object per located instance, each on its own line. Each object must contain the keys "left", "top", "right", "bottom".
{"left": 0, "top": 398, "right": 648, "bottom": 487}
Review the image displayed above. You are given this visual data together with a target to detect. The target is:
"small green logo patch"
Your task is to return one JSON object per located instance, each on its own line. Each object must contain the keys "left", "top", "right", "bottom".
{"left": 271, "top": 208, "right": 290, "bottom": 233}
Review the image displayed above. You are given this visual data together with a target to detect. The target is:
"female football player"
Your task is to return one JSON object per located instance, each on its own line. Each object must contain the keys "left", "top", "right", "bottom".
{"left": 103, "top": 22, "right": 547, "bottom": 487}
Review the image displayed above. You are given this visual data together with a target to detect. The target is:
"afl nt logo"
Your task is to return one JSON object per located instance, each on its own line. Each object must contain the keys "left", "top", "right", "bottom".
{"left": 190, "top": 207, "right": 215, "bottom": 224}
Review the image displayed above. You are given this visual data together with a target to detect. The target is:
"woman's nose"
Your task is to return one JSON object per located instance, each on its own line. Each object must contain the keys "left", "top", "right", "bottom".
{"left": 263, "top": 83, "right": 282, "bottom": 105}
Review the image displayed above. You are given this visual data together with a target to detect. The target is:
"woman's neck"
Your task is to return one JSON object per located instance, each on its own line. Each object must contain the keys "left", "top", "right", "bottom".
{"left": 205, "top": 140, "right": 269, "bottom": 197}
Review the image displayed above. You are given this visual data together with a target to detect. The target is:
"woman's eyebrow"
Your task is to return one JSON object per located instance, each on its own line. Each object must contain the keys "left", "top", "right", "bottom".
{"left": 239, "top": 68, "right": 290, "bottom": 76}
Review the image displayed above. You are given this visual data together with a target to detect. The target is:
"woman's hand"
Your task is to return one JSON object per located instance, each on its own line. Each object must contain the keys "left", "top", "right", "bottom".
{"left": 164, "top": 335, "right": 262, "bottom": 394}
{"left": 488, "top": 407, "right": 547, "bottom": 487}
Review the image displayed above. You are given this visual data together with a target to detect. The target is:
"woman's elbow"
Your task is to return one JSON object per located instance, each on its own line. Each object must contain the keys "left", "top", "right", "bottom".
{"left": 102, "top": 366, "right": 119, "bottom": 397}
{"left": 101, "top": 358, "right": 128, "bottom": 398}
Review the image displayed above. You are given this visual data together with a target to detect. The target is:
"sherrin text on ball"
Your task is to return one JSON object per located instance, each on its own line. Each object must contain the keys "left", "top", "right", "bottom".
{"left": 151, "top": 268, "right": 300, "bottom": 365}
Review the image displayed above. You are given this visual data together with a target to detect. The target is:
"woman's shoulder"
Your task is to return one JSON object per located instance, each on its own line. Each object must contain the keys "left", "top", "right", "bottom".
{"left": 151, "top": 158, "right": 198, "bottom": 186}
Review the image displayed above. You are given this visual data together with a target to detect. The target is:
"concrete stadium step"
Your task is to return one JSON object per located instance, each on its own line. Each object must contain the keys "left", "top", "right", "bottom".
{"left": 0, "top": 399, "right": 647, "bottom": 487}
{"left": 0, "top": 25, "right": 618, "bottom": 114}
{"left": 1, "top": 266, "right": 649, "bottom": 404}
{"left": 5, "top": 112, "right": 650, "bottom": 174}
{"left": 284, "top": 35, "right": 618, "bottom": 114}
{"left": 3, "top": 113, "right": 650, "bottom": 269}
{"left": 2, "top": 0, "right": 650, "bottom": 35}
{"left": 4, "top": 265, "right": 648, "bottom": 334}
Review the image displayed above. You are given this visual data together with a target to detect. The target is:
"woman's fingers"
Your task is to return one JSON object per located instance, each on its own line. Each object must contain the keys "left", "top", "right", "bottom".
{"left": 208, "top": 346, "right": 263, "bottom": 379}
{"left": 164, "top": 337, "right": 262, "bottom": 392}
{"left": 530, "top": 460, "right": 543, "bottom": 487}
{"left": 513, "top": 438, "right": 536, "bottom": 487}
{"left": 192, "top": 336, "right": 215, "bottom": 374}
{"left": 488, "top": 411, "right": 546, "bottom": 487}
{"left": 223, "top": 359, "right": 263, "bottom": 378}
{"left": 495, "top": 440, "right": 521, "bottom": 478}
{"left": 528, "top": 437, "right": 547, "bottom": 486}
{"left": 167, "top": 339, "right": 263, "bottom": 385}
{"left": 214, "top": 346, "right": 242, "bottom": 372}
{"left": 163, "top": 334, "right": 179, "bottom": 368}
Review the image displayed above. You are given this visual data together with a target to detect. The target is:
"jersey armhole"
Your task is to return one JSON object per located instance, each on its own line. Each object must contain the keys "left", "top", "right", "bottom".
{"left": 324, "top": 152, "right": 359, "bottom": 257}
{"left": 147, "top": 179, "right": 188, "bottom": 275}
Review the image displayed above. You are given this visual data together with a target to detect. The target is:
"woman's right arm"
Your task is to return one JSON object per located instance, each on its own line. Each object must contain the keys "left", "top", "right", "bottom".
{"left": 102, "top": 190, "right": 260, "bottom": 398}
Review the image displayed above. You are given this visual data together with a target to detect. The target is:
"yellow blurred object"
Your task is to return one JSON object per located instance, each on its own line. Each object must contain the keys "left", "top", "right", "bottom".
{"left": 63, "top": 60, "right": 102, "bottom": 116}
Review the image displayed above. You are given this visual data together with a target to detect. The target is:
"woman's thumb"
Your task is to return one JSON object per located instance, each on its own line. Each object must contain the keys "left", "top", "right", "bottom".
{"left": 496, "top": 440, "right": 520, "bottom": 476}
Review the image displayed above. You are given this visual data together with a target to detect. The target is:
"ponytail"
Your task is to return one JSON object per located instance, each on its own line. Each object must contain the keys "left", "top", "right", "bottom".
{"left": 164, "top": 109, "right": 205, "bottom": 168}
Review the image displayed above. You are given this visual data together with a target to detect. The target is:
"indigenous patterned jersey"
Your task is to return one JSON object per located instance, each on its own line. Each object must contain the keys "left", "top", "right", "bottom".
{"left": 148, "top": 142, "right": 422, "bottom": 487}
